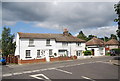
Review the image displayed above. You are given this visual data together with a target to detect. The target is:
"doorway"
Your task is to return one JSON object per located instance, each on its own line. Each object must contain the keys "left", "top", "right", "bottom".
{"left": 91, "top": 49, "right": 94, "bottom": 56}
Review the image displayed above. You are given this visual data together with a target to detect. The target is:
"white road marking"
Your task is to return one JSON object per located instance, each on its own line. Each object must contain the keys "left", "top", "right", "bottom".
{"left": 32, "top": 70, "right": 40, "bottom": 72}
{"left": 3, "top": 61, "right": 104, "bottom": 77}
{"left": 55, "top": 68, "right": 72, "bottom": 74}
{"left": 3, "top": 74, "right": 12, "bottom": 77}
{"left": 40, "top": 69, "right": 48, "bottom": 71}
{"left": 23, "top": 71, "right": 32, "bottom": 74}
{"left": 13, "top": 72, "right": 23, "bottom": 75}
{"left": 30, "top": 74, "right": 50, "bottom": 80}
{"left": 81, "top": 76, "right": 95, "bottom": 81}
{"left": 47, "top": 68, "right": 56, "bottom": 70}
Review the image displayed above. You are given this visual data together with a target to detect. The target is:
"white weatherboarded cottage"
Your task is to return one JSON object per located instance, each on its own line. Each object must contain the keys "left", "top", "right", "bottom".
{"left": 15, "top": 29, "right": 86, "bottom": 63}
{"left": 86, "top": 37, "right": 105, "bottom": 56}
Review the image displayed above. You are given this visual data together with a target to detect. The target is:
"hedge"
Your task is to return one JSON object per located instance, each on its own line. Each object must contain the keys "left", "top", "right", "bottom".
{"left": 83, "top": 50, "right": 92, "bottom": 56}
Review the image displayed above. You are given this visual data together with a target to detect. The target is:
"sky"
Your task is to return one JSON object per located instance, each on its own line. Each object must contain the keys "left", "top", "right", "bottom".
{"left": 1, "top": 0, "right": 119, "bottom": 38}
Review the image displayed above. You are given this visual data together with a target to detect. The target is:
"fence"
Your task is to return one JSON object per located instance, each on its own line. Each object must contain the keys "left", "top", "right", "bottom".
{"left": 5, "top": 55, "right": 18, "bottom": 64}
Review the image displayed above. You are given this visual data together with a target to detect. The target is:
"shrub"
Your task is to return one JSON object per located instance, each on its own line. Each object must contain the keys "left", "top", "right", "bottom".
{"left": 83, "top": 50, "right": 92, "bottom": 56}
{"left": 106, "top": 53, "right": 111, "bottom": 56}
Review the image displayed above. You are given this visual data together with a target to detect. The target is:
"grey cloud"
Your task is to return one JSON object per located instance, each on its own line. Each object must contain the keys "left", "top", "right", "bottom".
{"left": 2, "top": 2, "right": 117, "bottom": 32}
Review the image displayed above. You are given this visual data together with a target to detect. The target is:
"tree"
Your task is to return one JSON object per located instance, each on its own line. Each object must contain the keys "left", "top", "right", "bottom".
{"left": 1, "top": 27, "right": 15, "bottom": 56}
{"left": 87, "top": 35, "right": 95, "bottom": 41}
{"left": 114, "top": 1, "right": 120, "bottom": 47}
{"left": 0, "top": 39, "right": 1, "bottom": 49}
{"left": 77, "top": 31, "right": 87, "bottom": 41}
{"left": 110, "top": 34, "right": 117, "bottom": 40}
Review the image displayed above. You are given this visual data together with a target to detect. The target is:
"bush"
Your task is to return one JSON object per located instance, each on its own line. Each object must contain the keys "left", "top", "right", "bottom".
{"left": 83, "top": 50, "right": 92, "bottom": 56}
{"left": 106, "top": 53, "right": 111, "bottom": 56}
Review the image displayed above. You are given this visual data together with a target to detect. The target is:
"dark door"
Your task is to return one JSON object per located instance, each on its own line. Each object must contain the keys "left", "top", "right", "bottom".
{"left": 91, "top": 49, "right": 94, "bottom": 56}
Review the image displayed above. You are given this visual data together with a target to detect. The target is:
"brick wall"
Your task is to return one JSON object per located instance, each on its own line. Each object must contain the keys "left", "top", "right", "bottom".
{"left": 18, "top": 58, "right": 46, "bottom": 64}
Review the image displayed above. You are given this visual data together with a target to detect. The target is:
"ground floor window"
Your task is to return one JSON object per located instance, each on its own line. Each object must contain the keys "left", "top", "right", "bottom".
{"left": 58, "top": 50, "right": 68, "bottom": 56}
{"left": 37, "top": 50, "right": 45, "bottom": 58}
{"left": 26, "top": 50, "right": 31, "bottom": 58}
{"left": 76, "top": 50, "right": 82, "bottom": 56}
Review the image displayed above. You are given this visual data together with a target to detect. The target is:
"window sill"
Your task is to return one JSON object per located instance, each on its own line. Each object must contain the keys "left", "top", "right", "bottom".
{"left": 28, "top": 45, "right": 35, "bottom": 47}
{"left": 46, "top": 44, "right": 52, "bottom": 46}
{"left": 25, "top": 57, "right": 32, "bottom": 58}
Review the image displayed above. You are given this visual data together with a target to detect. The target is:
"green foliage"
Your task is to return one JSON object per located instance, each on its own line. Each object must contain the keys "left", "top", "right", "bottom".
{"left": 1, "top": 27, "right": 16, "bottom": 56}
{"left": 0, "top": 39, "right": 1, "bottom": 49}
{"left": 77, "top": 31, "right": 87, "bottom": 41}
{"left": 114, "top": 2, "right": 120, "bottom": 42}
{"left": 106, "top": 53, "right": 111, "bottom": 56}
{"left": 87, "top": 35, "right": 96, "bottom": 41}
{"left": 99, "top": 34, "right": 118, "bottom": 42}
{"left": 110, "top": 34, "right": 117, "bottom": 40}
{"left": 83, "top": 50, "right": 92, "bottom": 56}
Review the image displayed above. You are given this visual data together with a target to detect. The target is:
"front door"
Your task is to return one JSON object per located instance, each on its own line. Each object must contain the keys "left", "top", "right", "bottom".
{"left": 76, "top": 50, "right": 82, "bottom": 56}
{"left": 44, "top": 50, "right": 50, "bottom": 62}
{"left": 91, "top": 49, "right": 94, "bottom": 56}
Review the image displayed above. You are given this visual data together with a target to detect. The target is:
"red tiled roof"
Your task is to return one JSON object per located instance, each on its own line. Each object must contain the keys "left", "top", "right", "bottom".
{"left": 105, "top": 39, "right": 119, "bottom": 45}
{"left": 18, "top": 32, "right": 86, "bottom": 42}
{"left": 86, "top": 37, "right": 105, "bottom": 46}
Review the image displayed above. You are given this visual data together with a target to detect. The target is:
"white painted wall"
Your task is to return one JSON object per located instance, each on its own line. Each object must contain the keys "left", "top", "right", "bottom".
{"left": 87, "top": 45, "right": 105, "bottom": 56}
{"left": 106, "top": 45, "right": 118, "bottom": 50}
{"left": 15, "top": 34, "right": 86, "bottom": 60}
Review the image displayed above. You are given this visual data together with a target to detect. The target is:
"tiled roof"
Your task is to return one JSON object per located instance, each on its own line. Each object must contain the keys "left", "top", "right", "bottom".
{"left": 86, "top": 37, "right": 105, "bottom": 46}
{"left": 18, "top": 32, "right": 85, "bottom": 42}
{"left": 105, "top": 39, "right": 119, "bottom": 45}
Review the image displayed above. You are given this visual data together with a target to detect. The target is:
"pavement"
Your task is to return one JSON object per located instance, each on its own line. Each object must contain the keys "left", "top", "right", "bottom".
{"left": 1, "top": 56, "right": 119, "bottom": 81}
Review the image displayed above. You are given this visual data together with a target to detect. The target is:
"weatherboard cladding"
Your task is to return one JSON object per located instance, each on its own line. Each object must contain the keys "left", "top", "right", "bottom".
{"left": 18, "top": 32, "right": 85, "bottom": 42}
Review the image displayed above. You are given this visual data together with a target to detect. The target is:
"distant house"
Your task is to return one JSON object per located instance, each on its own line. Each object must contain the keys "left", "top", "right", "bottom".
{"left": 105, "top": 39, "right": 119, "bottom": 52}
{"left": 15, "top": 29, "right": 86, "bottom": 64}
{"left": 86, "top": 37, "right": 105, "bottom": 56}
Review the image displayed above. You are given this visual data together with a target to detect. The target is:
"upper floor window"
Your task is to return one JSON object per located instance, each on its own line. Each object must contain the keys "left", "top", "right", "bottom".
{"left": 76, "top": 43, "right": 81, "bottom": 46}
{"left": 62, "top": 42, "right": 68, "bottom": 46}
{"left": 28, "top": 39, "right": 35, "bottom": 47}
{"left": 46, "top": 39, "right": 51, "bottom": 46}
{"left": 29, "top": 39, "right": 34, "bottom": 45}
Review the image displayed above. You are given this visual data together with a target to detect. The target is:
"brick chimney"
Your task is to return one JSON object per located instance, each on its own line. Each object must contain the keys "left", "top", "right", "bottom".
{"left": 63, "top": 28, "right": 69, "bottom": 36}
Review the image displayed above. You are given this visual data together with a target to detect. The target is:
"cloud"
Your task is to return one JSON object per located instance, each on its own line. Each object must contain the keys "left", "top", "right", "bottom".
{"left": 77, "top": 25, "right": 117, "bottom": 37}
{"left": 2, "top": 2, "right": 117, "bottom": 35}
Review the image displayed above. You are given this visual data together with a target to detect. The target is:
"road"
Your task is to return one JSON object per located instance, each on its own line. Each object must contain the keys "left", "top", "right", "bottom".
{"left": 1, "top": 56, "right": 119, "bottom": 81}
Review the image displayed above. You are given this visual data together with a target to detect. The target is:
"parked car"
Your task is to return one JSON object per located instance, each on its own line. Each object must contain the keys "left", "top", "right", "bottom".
{"left": 110, "top": 49, "right": 120, "bottom": 56}
{"left": 0, "top": 57, "right": 6, "bottom": 65}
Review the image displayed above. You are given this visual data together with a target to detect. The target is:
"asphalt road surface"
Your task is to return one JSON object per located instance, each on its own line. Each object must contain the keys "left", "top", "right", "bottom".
{"left": 1, "top": 56, "right": 119, "bottom": 81}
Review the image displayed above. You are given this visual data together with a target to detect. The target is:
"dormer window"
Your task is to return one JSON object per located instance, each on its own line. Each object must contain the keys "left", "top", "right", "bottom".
{"left": 28, "top": 39, "right": 35, "bottom": 47}
{"left": 76, "top": 43, "right": 81, "bottom": 46}
{"left": 46, "top": 39, "right": 51, "bottom": 46}
{"left": 62, "top": 42, "right": 68, "bottom": 46}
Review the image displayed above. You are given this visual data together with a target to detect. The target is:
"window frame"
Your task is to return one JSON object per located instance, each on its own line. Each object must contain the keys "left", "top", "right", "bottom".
{"left": 46, "top": 39, "right": 51, "bottom": 46}
{"left": 28, "top": 39, "right": 35, "bottom": 47}
{"left": 26, "top": 50, "right": 31, "bottom": 58}
{"left": 62, "top": 42, "right": 68, "bottom": 46}
{"left": 76, "top": 42, "right": 81, "bottom": 46}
